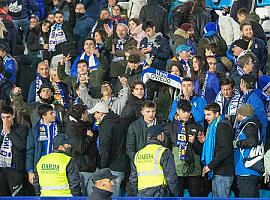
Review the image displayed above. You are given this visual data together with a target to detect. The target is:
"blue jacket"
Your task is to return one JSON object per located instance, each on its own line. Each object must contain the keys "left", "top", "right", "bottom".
{"left": 3, "top": 55, "right": 16, "bottom": 83}
{"left": 199, "top": 72, "right": 220, "bottom": 104}
{"left": 73, "top": 14, "right": 95, "bottom": 53}
{"left": 140, "top": 34, "right": 171, "bottom": 71}
{"left": 7, "top": 0, "right": 38, "bottom": 20}
{"left": 242, "top": 90, "right": 268, "bottom": 143}
{"left": 234, "top": 117, "right": 261, "bottom": 176}
{"left": 168, "top": 95, "right": 207, "bottom": 128}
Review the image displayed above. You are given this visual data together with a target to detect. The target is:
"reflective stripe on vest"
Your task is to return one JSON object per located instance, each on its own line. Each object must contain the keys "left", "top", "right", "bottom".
{"left": 36, "top": 152, "right": 72, "bottom": 196}
{"left": 134, "top": 144, "right": 167, "bottom": 190}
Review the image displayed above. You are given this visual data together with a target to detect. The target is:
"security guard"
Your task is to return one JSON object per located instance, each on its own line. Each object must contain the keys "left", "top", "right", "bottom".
{"left": 130, "top": 125, "right": 179, "bottom": 197}
{"left": 35, "top": 134, "right": 82, "bottom": 196}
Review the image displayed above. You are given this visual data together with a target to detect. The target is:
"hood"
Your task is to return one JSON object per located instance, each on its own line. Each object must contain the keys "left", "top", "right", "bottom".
{"left": 101, "top": 112, "right": 120, "bottom": 123}
{"left": 173, "top": 28, "right": 189, "bottom": 40}
{"left": 247, "top": 12, "right": 260, "bottom": 23}
{"left": 126, "top": 94, "right": 144, "bottom": 105}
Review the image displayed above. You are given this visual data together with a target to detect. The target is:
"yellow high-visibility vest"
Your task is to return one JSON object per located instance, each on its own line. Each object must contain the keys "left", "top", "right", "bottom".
{"left": 134, "top": 144, "right": 167, "bottom": 190}
{"left": 36, "top": 152, "right": 72, "bottom": 196}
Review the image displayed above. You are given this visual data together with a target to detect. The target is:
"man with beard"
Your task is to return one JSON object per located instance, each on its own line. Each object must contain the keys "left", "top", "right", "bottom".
{"left": 11, "top": 83, "right": 65, "bottom": 126}
{"left": 230, "top": 21, "right": 267, "bottom": 75}
{"left": 28, "top": 62, "right": 50, "bottom": 103}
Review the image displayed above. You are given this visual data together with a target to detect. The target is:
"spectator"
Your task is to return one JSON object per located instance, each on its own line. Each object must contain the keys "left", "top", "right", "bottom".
{"left": 48, "top": 10, "right": 76, "bottom": 70}
{"left": 128, "top": 18, "right": 145, "bottom": 46}
{"left": 165, "top": 100, "right": 203, "bottom": 197}
{"left": 215, "top": 77, "right": 240, "bottom": 125}
{"left": 70, "top": 3, "right": 95, "bottom": 53}
{"left": 130, "top": 125, "right": 179, "bottom": 197}
{"left": 11, "top": 84, "right": 65, "bottom": 126}
{"left": 26, "top": 104, "right": 62, "bottom": 188}
{"left": 238, "top": 21, "right": 268, "bottom": 74}
{"left": 201, "top": 103, "right": 234, "bottom": 198}
{"left": 89, "top": 168, "right": 117, "bottom": 200}
{"left": 140, "top": 20, "right": 170, "bottom": 71}
{"left": 237, "top": 8, "right": 267, "bottom": 43}
{"left": 26, "top": 20, "right": 51, "bottom": 62}
{"left": 65, "top": 104, "right": 99, "bottom": 195}
{"left": 168, "top": 77, "right": 207, "bottom": 128}
{"left": 35, "top": 134, "right": 82, "bottom": 196}
{"left": 234, "top": 104, "right": 261, "bottom": 198}
{"left": 93, "top": 29, "right": 110, "bottom": 61}
{"left": 199, "top": 56, "right": 220, "bottom": 104}
{"left": 27, "top": 61, "right": 50, "bottom": 103}
{"left": 0, "top": 44, "right": 16, "bottom": 83}
{"left": 111, "top": 5, "right": 127, "bottom": 26}
{"left": 121, "top": 80, "right": 145, "bottom": 124}
{"left": 59, "top": 54, "right": 108, "bottom": 99}
{"left": 172, "top": 23, "right": 196, "bottom": 57}
{"left": 230, "top": 54, "right": 255, "bottom": 92}
{"left": 79, "top": 77, "right": 129, "bottom": 115}
{"left": 89, "top": 101, "right": 129, "bottom": 196}
{"left": 139, "top": 0, "right": 169, "bottom": 37}
{"left": 106, "top": 23, "right": 137, "bottom": 85}
{"left": 28, "top": 14, "right": 39, "bottom": 31}
{"left": 191, "top": 55, "right": 206, "bottom": 96}
{"left": 173, "top": 44, "right": 192, "bottom": 78}
{"left": 126, "top": 101, "right": 162, "bottom": 161}
{"left": 239, "top": 74, "right": 268, "bottom": 143}
{"left": 0, "top": 106, "right": 28, "bottom": 196}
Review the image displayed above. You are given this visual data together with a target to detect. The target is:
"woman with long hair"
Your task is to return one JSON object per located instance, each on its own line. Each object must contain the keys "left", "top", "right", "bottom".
{"left": 191, "top": 55, "right": 206, "bottom": 96}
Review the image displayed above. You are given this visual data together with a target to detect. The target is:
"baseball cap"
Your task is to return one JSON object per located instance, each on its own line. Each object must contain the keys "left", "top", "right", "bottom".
{"left": 89, "top": 102, "right": 109, "bottom": 114}
{"left": 147, "top": 125, "right": 164, "bottom": 139}
{"left": 92, "top": 168, "right": 117, "bottom": 182}
{"left": 53, "top": 134, "right": 71, "bottom": 148}
{"left": 176, "top": 44, "right": 191, "bottom": 54}
{"left": 241, "top": 74, "right": 257, "bottom": 88}
{"left": 233, "top": 39, "right": 249, "bottom": 50}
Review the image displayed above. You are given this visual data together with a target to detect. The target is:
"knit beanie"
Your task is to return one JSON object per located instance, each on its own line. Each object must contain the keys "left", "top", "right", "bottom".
{"left": 180, "top": 23, "right": 193, "bottom": 32}
{"left": 259, "top": 75, "right": 270, "bottom": 92}
{"left": 237, "top": 104, "right": 254, "bottom": 117}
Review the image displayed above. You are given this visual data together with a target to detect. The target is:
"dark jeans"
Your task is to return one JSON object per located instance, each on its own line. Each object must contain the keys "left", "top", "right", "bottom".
{"left": 178, "top": 176, "right": 201, "bottom": 197}
{"left": 0, "top": 168, "right": 24, "bottom": 196}
{"left": 237, "top": 175, "right": 260, "bottom": 198}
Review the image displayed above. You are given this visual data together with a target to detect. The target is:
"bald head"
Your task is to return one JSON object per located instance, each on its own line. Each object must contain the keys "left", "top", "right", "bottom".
{"left": 37, "top": 62, "right": 49, "bottom": 78}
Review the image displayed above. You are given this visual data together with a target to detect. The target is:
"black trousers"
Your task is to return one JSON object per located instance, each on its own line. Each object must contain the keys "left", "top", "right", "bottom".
{"left": 0, "top": 168, "right": 24, "bottom": 196}
{"left": 178, "top": 176, "right": 201, "bottom": 197}
{"left": 237, "top": 175, "right": 260, "bottom": 198}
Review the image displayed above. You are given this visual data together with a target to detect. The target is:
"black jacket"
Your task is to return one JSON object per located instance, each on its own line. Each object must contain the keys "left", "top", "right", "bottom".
{"left": 130, "top": 140, "right": 179, "bottom": 197}
{"left": 99, "top": 112, "right": 129, "bottom": 172}
{"left": 121, "top": 95, "right": 144, "bottom": 125}
{"left": 0, "top": 122, "right": 29, "bottom": 171}
{"left": 89, "top": 187, "right": 112, "bottom": 200}
{"left": 140, "top": 34, "right": 171, "bottom": 71}
{"left": 65, "top": 116, "right": 99, "bottom": 172}
{"left": 208, "top": 119, "right": 234, "bottom": 176}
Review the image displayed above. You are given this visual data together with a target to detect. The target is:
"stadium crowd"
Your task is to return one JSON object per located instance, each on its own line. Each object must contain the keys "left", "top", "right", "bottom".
{"left": 0, "top": 0, "right": 270, "bottom": 198}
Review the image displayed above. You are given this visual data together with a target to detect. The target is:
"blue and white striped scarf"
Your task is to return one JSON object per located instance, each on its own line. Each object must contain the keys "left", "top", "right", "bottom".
{"left": 79, "top": 52, "right": 100, "bottom": 71}
{"left": 0, "top": 130, "right": 12, "bottom": 168}
{"left": 38, "top": 120, "right": 59, "bottom": 156}
{"left": 49, "top": 23, "right": 67, "bottom": 52}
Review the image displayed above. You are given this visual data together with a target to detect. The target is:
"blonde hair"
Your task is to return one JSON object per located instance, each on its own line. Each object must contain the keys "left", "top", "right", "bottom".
{"left": 0, "top": 20, "right": 7, "bottom": 39}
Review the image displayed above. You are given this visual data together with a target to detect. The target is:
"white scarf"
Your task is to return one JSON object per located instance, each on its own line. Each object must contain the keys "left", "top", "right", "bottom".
{"left": 80, "top": 52, "right": 96, "bottom": 68}
{"left": 35, "top": 74, "right": 42, "bottom": 102}
{"left": 0, "top": 131, "right": 12, "bottom": 168}
{"left": 49, "top": 23, "right": 67, "bottom": 52}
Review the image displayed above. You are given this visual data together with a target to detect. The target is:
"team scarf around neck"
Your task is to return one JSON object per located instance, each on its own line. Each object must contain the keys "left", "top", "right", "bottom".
{"left": 38, "top": 120, "right": 59, "bottom": 156}
{"left": 115, "top": 37, "right": 127, "bottom": 50}
{"left": 215, "top": 89, "right": 240, "bottom": 116}
{"left": 35, "top": 74, "right": 42, "bottom": 102}
{"left": 180, "top": 59, "right": 191, "bottom": 77}
{"left": 177, "top": 121, "right": 187, "bottom": 161}
{"left": 201, "top": 71, "right": 210, "bottom": 99}
{"left": 52, "top": 82, "right": 67, "bottom": 108}
{"left": 49, "top": 23, "right": 67, "bottom": 52}
{"left": 201, "top": 115, "right": 225, "bottom": 179}
{"left": 236, "top": 64, "right": 245, "bottom": 77}
{"left": 79, "top": 52, "right": 100, "bottom": 71}
{"left": 0, "top": 131, "right": 12, "bottom": 168}
{"left": 142, "top": 68, "right": 182, "bottom": 89}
